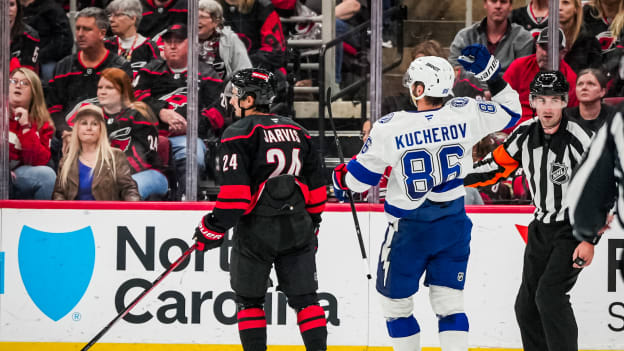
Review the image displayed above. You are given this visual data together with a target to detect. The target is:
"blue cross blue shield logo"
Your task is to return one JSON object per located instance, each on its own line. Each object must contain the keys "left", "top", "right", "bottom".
{"left": 18, "top": 226, "right": 96, "bottom": 321}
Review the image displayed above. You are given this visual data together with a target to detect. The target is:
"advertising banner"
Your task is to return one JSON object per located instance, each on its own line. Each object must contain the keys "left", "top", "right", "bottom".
{"left": 0, "top": 203, "right": 622, "bottom": 350}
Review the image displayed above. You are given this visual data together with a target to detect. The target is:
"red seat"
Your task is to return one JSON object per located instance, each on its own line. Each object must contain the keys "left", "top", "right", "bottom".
{"left": 603, "top": 97, "right": 624, "bottom": 106}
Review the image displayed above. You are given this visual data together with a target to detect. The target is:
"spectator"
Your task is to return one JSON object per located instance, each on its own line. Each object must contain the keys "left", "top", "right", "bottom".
{"left": 138, "top": 0, "right": 186, "bottom": 40}
{"left": 219, "top": 0, "right": 288, "bottom": 83}
{"left": 510, "top": 0, "right": 548, "bottom": 35}
{"left": 9, "top": 67, "right": 56, "bottom": 200}
{"left": 21, "top": 0, "right": 74, "bottom": 83}
{"left": 52, "top": 104, "right": 140, "bottom": 201}
{"left": 46, "top": 7, "right": 132, "bottom": 160}
{"left": 503, "top": 28, "right": 579, "bottom": 129}
{"left": 98, "top": 67, "right": 169, "bottom": 199}
{"left": 561, "top": 0, "right": 602, "bottom": 73}
{"left": 10, "top": 0, "right": 40, "bottom": 72}
{"left": 565, "top": 68, "right": 615, "bottom": 132}
{"left": 198, "top": 0, "right": 252, "bottom": 80}
{"left": 134, "top": 23, "right": 225, "bottom": 199}
{"left": 449, "top": 0, "right": 534, "bottom": 74}
{"left": 583, "top": 0, "right": 623, "bottom": 51}
{"left": 105, "top": 0, "right": 160, "bottom": 76}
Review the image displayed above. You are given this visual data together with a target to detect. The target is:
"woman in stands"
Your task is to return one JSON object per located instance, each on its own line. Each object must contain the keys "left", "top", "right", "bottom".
{"left": 9, "top": 67, "right": 56, "bottom": 200}
{"left": 198, "top": 0, "right": 251, "bottom": 80}
{"left": 560, "top": 0, "right": 602, "bottom": 73}
{"left": 105, "top": 0, "right": 160, "bottom": 76}
{"left": 97, "top": 67, "right": 168, "bottom": 200}
{"left": 9, "top": 0, "right": 40, "bottom": 72}
{"left": 565, "top": 68, "right": 615, "bottom": 132}
{"left": 52, "top": 104, "right": 140, "bottom": 201}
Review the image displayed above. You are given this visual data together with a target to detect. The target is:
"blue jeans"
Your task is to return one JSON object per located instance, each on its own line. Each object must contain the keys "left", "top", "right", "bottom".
{"left": 40, "top": 62, "right": 57, "bottom": 85}
{"left": 132, "top": 169, "right": 169, "bottom": 199}
{"left": 169, "top": 135, "right": 206, "bottom": 170}
{"left": 11, "top": 165, "right": 57, "bottom": 200}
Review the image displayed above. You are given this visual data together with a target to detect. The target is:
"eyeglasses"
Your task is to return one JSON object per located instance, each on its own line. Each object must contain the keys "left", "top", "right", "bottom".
{"left": 108, "top": 12, "right": 129, "bottom": 18}
{"left": 9, "top": 78, "right": 30, "bottom": 87}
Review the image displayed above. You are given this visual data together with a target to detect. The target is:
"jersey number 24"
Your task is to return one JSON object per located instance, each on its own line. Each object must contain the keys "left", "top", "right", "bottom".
{"left": 401, "top": 144, "right": 464, "bottom": 200}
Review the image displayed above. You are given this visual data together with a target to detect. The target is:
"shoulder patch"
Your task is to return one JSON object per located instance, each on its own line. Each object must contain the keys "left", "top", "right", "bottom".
{"left": 378, "top": 113, "right": 394, "bottom": 124}
{"left": 450, "top": 97, "right": 469, "bottom": 108}
{"left": 478, "top": 102, "right": 497, "bottom": 113}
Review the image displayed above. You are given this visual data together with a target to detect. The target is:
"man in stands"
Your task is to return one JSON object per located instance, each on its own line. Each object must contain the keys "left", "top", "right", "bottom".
{"left": 449, "top": 0, "right": 534, "bottom": 74}
{"left": 503, "top": 27, "right": 578, "bottom": 129}
{"left": 133, "top": 23, "right": 225, "bottom": 199}
{"left": 46, "top": 7, "right": 131, "bottom": 160}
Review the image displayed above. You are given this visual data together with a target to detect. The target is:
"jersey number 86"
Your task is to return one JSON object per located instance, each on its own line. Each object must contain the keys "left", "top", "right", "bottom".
{"left": 401, "top": 144, "right": 465, "bottom": 200}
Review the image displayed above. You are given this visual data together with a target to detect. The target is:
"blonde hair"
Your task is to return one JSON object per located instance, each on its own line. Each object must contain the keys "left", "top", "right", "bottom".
{"left": 588, "top": 0, "right": 624, "bottom": 39}
{"left": 561, "top": 0, "right": 583, "bottom": 48}
{"left": 58, "top": 105, "right": 118, "bottom": 188}
{"left": 11, "top": 67, "right": 54, "bottom": 132}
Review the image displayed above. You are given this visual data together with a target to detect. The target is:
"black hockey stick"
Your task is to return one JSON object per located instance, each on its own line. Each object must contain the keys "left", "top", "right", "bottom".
{"left": 81, "top": 243, "right": 198, "bottom": 350}
{"left": 326, "top": 88, "right": 372, "bottom": 280}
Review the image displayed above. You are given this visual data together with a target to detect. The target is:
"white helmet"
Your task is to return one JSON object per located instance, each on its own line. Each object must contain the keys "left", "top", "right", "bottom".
{"left": 403, "top": 56, "right": 455, "bottom": 103}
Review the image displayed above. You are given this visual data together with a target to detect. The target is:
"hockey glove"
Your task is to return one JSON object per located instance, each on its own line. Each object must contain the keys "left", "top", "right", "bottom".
{"left": 193, "top": 213, "right": 225, "bottom": 251}
{"left": 457, "top": 44, "right": 500, "bottom": 81}
{"left": 332, "top": 163, "right": 349, "bottom": 191}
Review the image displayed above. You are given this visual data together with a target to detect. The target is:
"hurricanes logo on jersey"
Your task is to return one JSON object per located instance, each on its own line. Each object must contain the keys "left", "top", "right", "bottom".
{"left": 550, "top": 162, "right": 569, "bottom": 185}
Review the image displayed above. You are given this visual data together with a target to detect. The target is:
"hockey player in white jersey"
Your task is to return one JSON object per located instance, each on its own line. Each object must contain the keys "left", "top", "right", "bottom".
{"left": 332, "top": 44, "right": 521, "bottom": 351}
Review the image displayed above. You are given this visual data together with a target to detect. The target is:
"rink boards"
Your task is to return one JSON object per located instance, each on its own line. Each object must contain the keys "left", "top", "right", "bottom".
{"left": 0, "top": 201, "right": 622, "bottom": 350}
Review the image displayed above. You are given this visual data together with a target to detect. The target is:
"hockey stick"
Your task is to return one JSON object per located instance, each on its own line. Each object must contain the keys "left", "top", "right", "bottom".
{"left": 326, "top": 88, "right": 372, "bottom": 280}
{"left": 81, "top": 243, "right": 198, "bottom": 350}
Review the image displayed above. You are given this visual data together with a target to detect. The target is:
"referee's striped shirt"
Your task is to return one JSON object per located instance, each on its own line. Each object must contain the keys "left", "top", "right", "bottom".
{"left": 567, "top": 111, "right": 623, "bottom": 240}
{"left": 465, "top": 116, "right": 593, "bottom": 223}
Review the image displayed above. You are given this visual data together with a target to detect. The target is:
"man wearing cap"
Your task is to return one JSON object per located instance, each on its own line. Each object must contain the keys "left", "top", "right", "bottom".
{"left": 133, "top": 23, "right": 225, "bottom": 200}
{"left": 503, "top": 27, "right": 579, "bottom": 131}
{"left": 449, "top": 0, "right": 534, "bottom": 74}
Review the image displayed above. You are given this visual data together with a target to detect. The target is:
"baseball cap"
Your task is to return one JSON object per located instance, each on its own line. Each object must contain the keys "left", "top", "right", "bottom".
{"left": 162, "top": 23, "right": 188, "bottom": 40}
{"left": 536, "top": 28, "right": 566, "bottom": 49}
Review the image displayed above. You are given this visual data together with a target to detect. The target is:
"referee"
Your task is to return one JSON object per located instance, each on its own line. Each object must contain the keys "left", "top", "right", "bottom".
{"left": 567, "top": 109, "right": 623, "bottom": 280}
{"left": 465, "top": 71, "right": 594, "bottom": 351}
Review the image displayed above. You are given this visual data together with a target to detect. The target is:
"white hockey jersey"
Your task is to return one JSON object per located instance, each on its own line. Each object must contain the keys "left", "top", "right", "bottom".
{"left": 345, "top": 84, "right": 522, "bottom": 220}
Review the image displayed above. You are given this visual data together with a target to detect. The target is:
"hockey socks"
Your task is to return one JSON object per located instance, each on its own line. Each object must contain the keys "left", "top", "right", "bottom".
{"left": 237, "top": 308, "right": 267, "bottom": 351}
{"left": 386, "top": 315, "right": 421, "bottom": 351}
{"left": 297, "top": 305, "right": 328, "bottom": 351}
{"left": 438, "top": 313, "right": 469, "bottom": 351}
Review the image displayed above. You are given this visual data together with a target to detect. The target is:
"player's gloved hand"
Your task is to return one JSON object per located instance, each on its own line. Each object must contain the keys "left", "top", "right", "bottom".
{"left": 332, "top": 163, "right": 349, "bottom": 191}
{"left": 193, "top": 213, "right": 225, "bottom": 251}
{"left": 457, "top": 44, "right": 500, "bottom": 81}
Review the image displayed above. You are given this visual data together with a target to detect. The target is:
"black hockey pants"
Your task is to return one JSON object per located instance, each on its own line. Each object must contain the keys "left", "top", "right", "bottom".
{"left": 515, "top": 219, "right": 582, "bottom": 351}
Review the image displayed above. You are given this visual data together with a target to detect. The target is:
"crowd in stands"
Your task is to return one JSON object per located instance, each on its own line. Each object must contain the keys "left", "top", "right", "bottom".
{"left": 5, "top": 0, "right": 624, "bottom": 204}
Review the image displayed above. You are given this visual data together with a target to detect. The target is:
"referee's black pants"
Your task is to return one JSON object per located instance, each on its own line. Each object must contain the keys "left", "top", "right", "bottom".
{"left": 514, "top": 220, "right": 582, "bottom": 351}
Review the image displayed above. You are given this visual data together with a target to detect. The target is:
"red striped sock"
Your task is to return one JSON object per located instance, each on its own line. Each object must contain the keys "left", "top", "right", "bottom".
{"left": 237, "top": 308, "right": 267, "bottom": 351}
{"left": 297, "top": 305, "right": 327, "bottom": 351}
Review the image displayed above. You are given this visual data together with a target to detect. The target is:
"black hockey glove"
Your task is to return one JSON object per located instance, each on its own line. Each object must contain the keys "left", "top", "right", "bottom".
{"left": 193, "top": 213, "right": 225, "bottom": 251}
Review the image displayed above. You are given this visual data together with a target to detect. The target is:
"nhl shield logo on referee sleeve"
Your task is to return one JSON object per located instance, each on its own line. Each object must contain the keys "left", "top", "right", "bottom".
{"left": 550, "top": 162, "right": 570, "bottom": 185}
{"left": 18, "top": 226, "right": 96, "bottom": 321}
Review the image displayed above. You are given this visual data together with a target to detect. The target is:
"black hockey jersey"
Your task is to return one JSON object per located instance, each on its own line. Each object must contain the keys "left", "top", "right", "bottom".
{"left": 510, "top": 5, "right": 548, "bottom": 37}
{"left": 104, "top": 107, "right": 162, "bottom": 173}
{"left": 105, "top": 36, "right": 160, "bottom": 76}
{"left": 133, "top": 59, "right": 225, "bottom": 138}
{"left": 46, "top": 50, "right": 132, "bottom": 137}
{"left": 23, "top": 0, "right": 73, "bottom": 63}
{"left": 583, "top": 4, "right": 616, "bottom": 51}
{"left": 223, "top": 0, "right": 287, "bottom": 72}
{"left": 138, "top": 0, "right": 187, "bottom": 39}
{"left": 211, "top": 114, "right": 327, "bottom": 230}
{"left": 11, "top": 24, "right": 40, "bottom": 71}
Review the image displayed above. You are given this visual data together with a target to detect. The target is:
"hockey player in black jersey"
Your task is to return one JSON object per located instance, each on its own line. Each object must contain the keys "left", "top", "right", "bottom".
{"left": 192, "top": 68, "right": 328, "bottom": 351}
